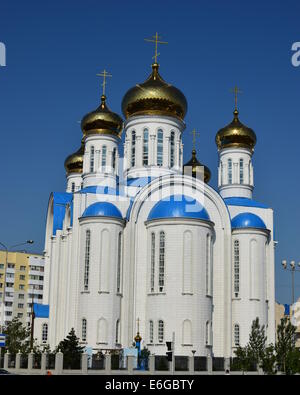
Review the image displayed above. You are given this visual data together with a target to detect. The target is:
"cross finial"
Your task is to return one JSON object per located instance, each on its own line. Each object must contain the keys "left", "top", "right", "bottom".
{"left": 230, "top": 85, "right": 242, "bottom": 110}
{"left": 190, "top": 128, "right": 201, "bottom": 150}
{"left": 144, "top": 32, "right": 168, "bottom": 64}
{"left": 96, "top": 69, "right": 112, "bottom": 97}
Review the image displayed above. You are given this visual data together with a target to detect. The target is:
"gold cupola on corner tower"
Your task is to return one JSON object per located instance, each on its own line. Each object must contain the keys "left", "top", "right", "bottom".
{"left": 64, "top": 140, "right": 84, "bottom": 175}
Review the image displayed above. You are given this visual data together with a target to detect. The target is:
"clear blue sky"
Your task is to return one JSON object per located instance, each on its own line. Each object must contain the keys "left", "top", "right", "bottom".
{"left": 0, "top": 0, "right": 299, "bottom": 304}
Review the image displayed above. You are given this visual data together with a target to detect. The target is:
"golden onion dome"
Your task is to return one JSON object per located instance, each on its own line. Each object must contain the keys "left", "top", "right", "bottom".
{"left": 122, "top": 63, "right": 187, "bottom": 120}
{"left": 64, "top": 142, "right": 84, "bottom": 175}
{"left": 81, "top": 95, "right": 123, "bottom": 138}
{"left": 215, "top": 109, "right": 256, "bottom": 151}
{"left": 183, "top": 149, "right": 211, "bottom": 183}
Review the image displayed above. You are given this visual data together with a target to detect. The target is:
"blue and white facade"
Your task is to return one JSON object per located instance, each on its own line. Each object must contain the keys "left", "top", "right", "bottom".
{"left": 39, "top": 63, "right": 276, "bottom": 358}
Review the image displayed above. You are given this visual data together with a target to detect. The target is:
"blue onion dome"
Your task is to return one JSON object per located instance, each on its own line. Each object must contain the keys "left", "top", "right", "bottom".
{"left": 81, "top": 95, "right": 123, "bottom": 138}
{"left": 215, "top": 109, "right": 257, "bottom": 151}
{"left": 122, "top": 63, "right": 187, "bottom": 121}
{"left": 231, "top": 212, "right": 267, "bottom": 230}
{"left": 148, "top": 194, "right": 210, "bottom": 221}
{"left": 82, "top": 202, "right": 123, "bottom": 219}
{"left": 183, "top": 149, "right": 211, "bottom": 183}
{"left": 64, "top": 140, "right": 84, "bottom": 175}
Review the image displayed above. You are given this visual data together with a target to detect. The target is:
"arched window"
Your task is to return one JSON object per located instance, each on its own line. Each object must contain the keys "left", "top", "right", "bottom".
{"left": 234, "top": 240, "right": 240, "bottom": 296}
{"left": 84, "top": 230, "right": 91, "bottom": 291}
{"left": 112, "top": 148, "right": 116, "bottom": 171}
{"left": 170, "top": 131, "right": 175, "bottom": 167}
{"left": 150, "top": 233, "right": 155, "bottom": 292}
{"left": 158, "top": 320, "right": 164, "bottom": 343}
{"left": 149, "top": 320, "right": 154, "bottom": 344}
{"left": 157, "top": 129, "right": 163, "bottom": 166}
{"left": 234, "top": 324, "right": 240, "bottom": 346}
{"left": 159, "top": 231, "right": 165, "bottom": 292}
{"left": 228, "top": 159, "right": 232, "bottom": 184}
{"left": 206, "top": 321, "right": 209, "bottom": 345}
{"left": 90, "top": 146, "right": 95, "bottom": 172}
{"left": 42, "top": 323, "right": 48, "bottom": 343}
{"left": 115, "top": 319, "right": 120, "bottom": 344}
{"left": 102, "top": 145, "right": 107, "bottom": 169}
{"left": 143, "top": 128, "right": 149, "bottom": 165}
{"left": 131, "top": 130, "right": 136, "bottom": 167}
{"left": 206, "top": 234, "right": 210, "bottom": 295}
{"left": 117, "top": 232, "right": 122, "bottom": 293}
{"left": 82, "top": 318, "right": 87, "bottom": 342}
{"left": 71, "top": 182, "right": 75, "bottom": 193}
{"left": 240, "top": 158, "right": 244, "bottom": 184}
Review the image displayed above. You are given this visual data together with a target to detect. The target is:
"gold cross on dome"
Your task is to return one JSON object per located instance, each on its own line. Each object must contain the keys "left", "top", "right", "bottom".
{"left": 144, "top": 32, "right": 168, "bottom": 64}
{"left": 96, "top": 69, "right": 112, "bottom": 96}
{"left": 190, "top": 129, "right": 201, "bottom": 150}
{"left": 230, "top": 85, "right": 242, "bottom": 110}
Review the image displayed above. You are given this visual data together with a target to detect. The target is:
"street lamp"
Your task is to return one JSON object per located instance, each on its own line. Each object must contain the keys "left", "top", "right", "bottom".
{"left": 281, "top": 259, "right": 300, "bottom": 306}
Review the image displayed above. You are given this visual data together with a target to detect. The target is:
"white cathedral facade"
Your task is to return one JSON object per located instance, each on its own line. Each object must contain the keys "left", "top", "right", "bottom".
{"left": 36, "top": 60, "right": 276, "bottom": 358}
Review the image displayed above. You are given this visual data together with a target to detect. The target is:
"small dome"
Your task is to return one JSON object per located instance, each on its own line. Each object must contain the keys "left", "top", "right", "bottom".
{"left": 81, "top": 95, "right": 123, "bottom": 138}
{"left": 183, "top": 149, "right": 211, "bottom": 183}
{"left": 64, "top": 142, "right": 84, "bottom": 175}
{"left": 215, "top": 109, "right": 256, "bottom": 151}
{"left": 148, "top": 194, "right": 210, "bottom": 221}
{"left": 231, "top": 212, "right": 267, "bottom": 230}
{"left": 82, "top": 202, "right": 123, "bottom": 219}
{"left": 122, "top": 63, "right": 187, "bottom": 120}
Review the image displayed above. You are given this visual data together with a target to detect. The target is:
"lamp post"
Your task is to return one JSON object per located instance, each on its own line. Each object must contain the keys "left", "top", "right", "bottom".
{"left": 281, "top": 260, "right": 300, "bottom": 306}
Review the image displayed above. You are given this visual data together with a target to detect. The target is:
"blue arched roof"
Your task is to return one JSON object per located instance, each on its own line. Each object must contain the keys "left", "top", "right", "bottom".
{"left": 82, "top": 202, "right": 123, "bottom": 219}
{"left": 148, "top": 195, "right": 210, "bottom": 221}
{"left": 231, "top": 212, "right": 267, "bottom": 230}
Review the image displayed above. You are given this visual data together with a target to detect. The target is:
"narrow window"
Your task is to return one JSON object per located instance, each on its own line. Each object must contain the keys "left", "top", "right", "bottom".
{"left": 143, "top": 128, "right": 149, "bottom": 165}
{"left": 234, "top": 324, "right": 240, "bottom": 346}
{"left": 131, "top": 130, "right": 136, "bottom": 167}
{"left": 112, "top": 148, "right": 116, "bottom": 171}
{"left": 150, "top": 233, "right": 155, "bottom": 292}
{"left": 157, "top": 129, "right": 163, "bottom": 166}
{"left": 158, "top": 320, "right": 164, "bottom": 343}
{"left": 82, "top": 318, "right": 87, "bottom": 342}
{"left": 159, "top": 231, "right": 165, "bottom": 292}
{"left": 206, "top": 234, "right": 210, "bottom": 294}
{"left": 228, "top": 159, "right": 232, "bottom": 184}
{"left": 42, "top": 323, "right": 48, "bottom": 343}
{"left": 234, "top": 240, "right": 240, "bottom": 295}
{"left": 84, "top": 230, "right": 91, "bottom": 291}
{"left": 90, "top": 146, "right": 95, "bottom": 172}
{"left": 170, "top": 131, "right": 175, "bottom": 167}
{"left": 117, "top": 232, "right": 122, "bottom": 293}
{"left": 102, "top": 145, "right": 107, "bottom": 169}
{"left": 240, "top": 158, "right": 244, "bottom": 184}
{"left": 115, "top": 319, "right": 120, "bottom": 344}
{"left": 71, "top": 182, "right": 75, "bottom": 193}
{"left": 206, "top": 321, "right": 209, "bottom": 345}
{"left": 149, "top": 321, "right": 154, "bottom": 344}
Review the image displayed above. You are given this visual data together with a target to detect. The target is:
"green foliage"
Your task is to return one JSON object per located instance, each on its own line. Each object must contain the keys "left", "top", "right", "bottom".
{"left": 261, "top": 344, "right": 277, "bottom": 375}
{"left": 56, "top": 328, "right": 84, "bottom": 369}
{"left": 276, "top": 317, "right": 297, "bottom": 374}
{"left": 3, "top": 318, "right": 31, "bottom": 355}
{"left": 248, "top": 317, "right": 267, "bottom": 364}
{"left": 234, "top": 345, "right": 253, "bottom": 372}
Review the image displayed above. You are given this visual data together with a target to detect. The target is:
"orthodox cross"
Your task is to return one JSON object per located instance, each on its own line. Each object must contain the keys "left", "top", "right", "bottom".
{"left": 144, "top": 32, "right": 168, "bottom": 63}
{"left": 230, "top": 85, "right": 242, "bottom": 110}
{"left": 96, "top": 69, "right": 112, "bottom": 96}
{"left": 190, "top": 128, "right": 201, "bottom": 150}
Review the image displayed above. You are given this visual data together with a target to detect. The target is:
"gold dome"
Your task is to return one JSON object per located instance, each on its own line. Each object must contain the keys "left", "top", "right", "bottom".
{"left": 64, "top": 142, "right": 84, "bottom": 175}
{"left": 81, "top": 95, "right": 123, "bottom": 138}
{"left": 215, "top": 109, "right": 256, "bottom": 151}
{"left": 183, "top": 149, "right": 211, "bottom": 183}
{"left": 122, "top": 63, "right": 187, "bottom": 120}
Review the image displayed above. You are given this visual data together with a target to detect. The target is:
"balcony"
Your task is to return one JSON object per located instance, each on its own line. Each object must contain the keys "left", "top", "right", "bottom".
{"left": 29, "top": 269, "right": 44, "bottom": 276}
{"left": 28, "top": 279, "right": 44, "bottom": 286}
{"left": 6, "top": 268, "right": 15, "bottom": 274}
{"left": 5, "top": 287, "right": 14, "bottom": 293}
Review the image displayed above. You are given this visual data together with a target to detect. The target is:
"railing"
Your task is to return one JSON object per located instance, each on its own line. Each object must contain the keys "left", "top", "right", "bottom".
{"left": 2, "top": 351, "right": 283, "bottom": 375}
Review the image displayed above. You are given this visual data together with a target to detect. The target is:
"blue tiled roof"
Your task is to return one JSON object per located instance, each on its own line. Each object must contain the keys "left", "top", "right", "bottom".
{"left": 82, "top": 202, "right": 123, "bottom": 219}
{"left": 148, "top": 195, "right": 210, "bottom": 221}
{"left": 224, "top": 197, "right": 269, "bottom": 209}
{"left": 231, "top": 212, "right": 267, "bottom": 230}
{"left": 52, "top": 192, "right": 73, "bottom": 236}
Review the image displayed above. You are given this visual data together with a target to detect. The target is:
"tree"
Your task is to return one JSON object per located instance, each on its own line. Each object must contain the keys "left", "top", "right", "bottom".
{"left": 56, "top": 328, "right": 84, "bottom": 369}
{"left": 261, "top": 344, "right": 276, "bottom": 375}
{"left": 248, "top": 318, "right": 267, "bottom": 365}
{"left": 234, "top": 345, "right": 253, "bottom": 373}
{"left": 275, "top": 317, "right": 297, "bottom": 374}
{"left": 3, "top": 318, "right": 31, "bottom": 355}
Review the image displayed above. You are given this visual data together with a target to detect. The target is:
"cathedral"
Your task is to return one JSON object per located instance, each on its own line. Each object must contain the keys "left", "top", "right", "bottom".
{"left": 36, "top": 51, "right": 276, "bottom": 358}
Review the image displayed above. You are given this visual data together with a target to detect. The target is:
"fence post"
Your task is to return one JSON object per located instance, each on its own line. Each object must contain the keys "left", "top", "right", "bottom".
{"left": 28, "top": 350, "right": 34, "bottom": 371}
{"left": 105, "top": 354, "right": 111, "bottom": 374}
{"left": 41, "top": 352, "right": 47, "bottom": 373}
{"left": 207, "top": 356, "right": 213, "bottom": 375}
{"left": 81, "top": 352, "right": 88, "bottom": 374}
{"left": 4, "top": 351, "right": 9, "bottom": 369}
{"left": 55, "top": 350, "right": 63, "bottom": 375}
{"left": 16, "top": 350, "right": 21, "bottom": 370}
{"left": 189, "top": 356, "right": 194, "bottom": 374}
{"left": 149, "top": 355, "right": 155, "bottom": 374}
